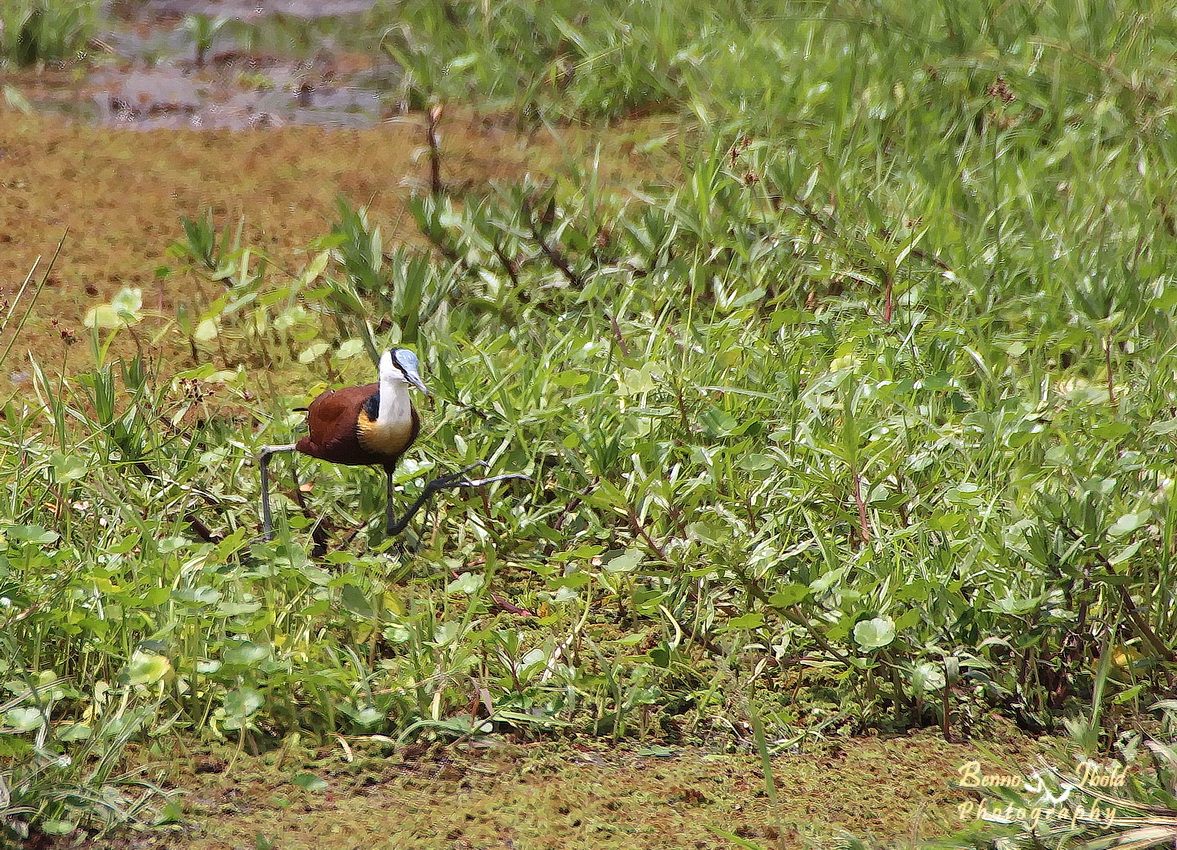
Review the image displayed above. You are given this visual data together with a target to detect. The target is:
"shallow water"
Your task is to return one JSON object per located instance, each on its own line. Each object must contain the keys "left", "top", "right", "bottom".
{"left": 29, "top": 0, "right": 394, "bottom": 129}
{"left": 113, "top": 0, "right": 383, "bottom": 20}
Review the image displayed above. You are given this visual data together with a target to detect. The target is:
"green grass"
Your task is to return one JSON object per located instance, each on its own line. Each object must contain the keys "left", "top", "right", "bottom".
{"left": 0, "top": 0, "right": 96, "bottom": 67}
{"left": 6, "top": 0, "right": 1177, "bottom": 843}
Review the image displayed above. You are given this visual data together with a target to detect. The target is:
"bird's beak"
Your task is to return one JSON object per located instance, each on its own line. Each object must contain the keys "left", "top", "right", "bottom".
{"left": 406, "top": 368, "right": 430, "bottom": 396}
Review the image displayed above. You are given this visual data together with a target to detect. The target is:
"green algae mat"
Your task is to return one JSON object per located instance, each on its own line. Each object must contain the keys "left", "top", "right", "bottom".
{"left": 106, "top": 733, "right": 1053, "bottom": 849}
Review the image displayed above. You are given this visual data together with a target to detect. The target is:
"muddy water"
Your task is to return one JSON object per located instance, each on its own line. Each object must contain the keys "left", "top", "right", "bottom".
{"left": 42, "top": 0, "right": 395, "bottom": 129}
{"left": 117, "top": 0, "right": 381, "bottom": 18}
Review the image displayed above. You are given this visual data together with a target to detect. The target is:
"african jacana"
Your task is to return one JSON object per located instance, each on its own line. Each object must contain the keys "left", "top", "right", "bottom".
{"left": 259, "top": 347, "right": 429, "bottom": 539}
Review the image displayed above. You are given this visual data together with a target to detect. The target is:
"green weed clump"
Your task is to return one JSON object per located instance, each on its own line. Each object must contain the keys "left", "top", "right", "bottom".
{"left": 381, "top": 0, "right": 713, "bottom": 119}
{"left": 943, "top": 695, "right": 1177, "bottom": 849}
{"left": 377, "top": 0, "right": 1177, "bottom": 133}
{"left": 0, "top": 0, "right": 96, "bottom": 67}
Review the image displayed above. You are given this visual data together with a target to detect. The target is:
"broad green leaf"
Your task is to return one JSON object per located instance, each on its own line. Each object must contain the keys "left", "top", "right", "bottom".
{"left": 299, "top": 342, "right": 331, "bottom": 364}
{"left": 988, "top": 594, "right": 1039, "bottom": 615}
{"left": 700, "top": 406, "right": 739, "bottom": 437}
{"left": 1148, "top": 418, "right": 1177, "bottom": 435}
{"left": 853, "top": 616, "right": 896, "bottom": 650}
{"left": 739, "top": 453, "right": 775, "bottom": 472}
{"left": 1112, "top": 684, "right": 1144, "bottom": 704}
{"left": 354, "top": 707, "right": 383, "bottom": 727}
{"left": 686, "top": 521, "right": 728, "bottom": 546}
{"left": 553, "top": 545, "right": 605, "bottom": 561}
{"left": 157, "top": 536, "right": 190, "bottom": 553}
{"left": 810, "top": 568, "right": 846, "bottom": 594}
{"left": 58, "top": 722, "right": 91, "bottom": 742}
{"left": 618, "top": 363, "right": 659, "bottom": 395}
{"left": 223, "top": 686, "right": 264, "bottom": 720}
{"left": 4, "top": 707, "right": 44, "bottom": 731}
{"left": 551, "top": 370, "right": 588, "bottom": 388}
{"left": 893, "top": 608, "right": 922, "bottom": 633}
{"left": 1091, "top": 422, "right": 1130, "bottom": 439}
{"left": 447, "top": 572, "right": 485, "bottom": 595}
{"left": 551, "top": 570, "right": 591, "bottom": 590}
{"left": 175, "top": 587, "right": 222, "bottom": 606}
{"left": 293, "top": 773, "right": 329, "bottom": 793}
{"left": 126, "top": 650, "right": 172, "bottom": 686}
{"left": 1108, "top": 540, "right": 1143, "bottom": 565}
{"left": 726, "top": 613, "right": 765, "bottom": 630}
{"left": 768, "top": 584, "right": 808, "bottom": 607}
{"left": 341, "top": 584, "right": 375, "bottom": 619}
{"left": 218, "top": 601, "right": 262, "bottom": 617}
{"left": 50, "top": 453, "right": 87, "bottom": 482}
{"left": 7, "top": 525, "right": 59, "bottom": 545}
{"left": 1109, "top": 510, "right": 1151, "bottom": 539}
{"left": 604, "top": 549, "right": 643, "bottom": 573}
{"left": 223, "top": 642, "right": 270, "bottom": 666}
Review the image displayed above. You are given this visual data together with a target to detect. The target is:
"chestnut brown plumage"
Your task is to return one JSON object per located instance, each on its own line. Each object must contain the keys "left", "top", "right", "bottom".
{"left": 296, "top": 382, "right": 420, "bottom": 470}
{"left": 259, "top": 348, "right": 428, "bottom": 539}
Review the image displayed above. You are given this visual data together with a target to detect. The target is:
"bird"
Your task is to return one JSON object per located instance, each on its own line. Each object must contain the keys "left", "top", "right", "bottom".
{"left": 259, "top": 347, "right": 430, "bottom": 540}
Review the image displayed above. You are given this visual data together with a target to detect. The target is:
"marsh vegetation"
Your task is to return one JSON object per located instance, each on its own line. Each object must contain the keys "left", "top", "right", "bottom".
{"left": 4, "top": 0, "right": 1177, "bottom": 847}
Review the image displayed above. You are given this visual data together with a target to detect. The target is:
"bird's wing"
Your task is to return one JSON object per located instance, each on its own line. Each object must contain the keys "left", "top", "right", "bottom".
{"left": 300, "top": 383, "right": 378, "bottom": 460}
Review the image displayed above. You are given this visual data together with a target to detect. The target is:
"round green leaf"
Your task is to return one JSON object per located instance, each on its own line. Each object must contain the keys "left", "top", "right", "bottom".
{"left": 4, "top": 707, "right": 44, "bottom": 731}
{"left": 446, "top": 572, "right": 485, "bottom": 595}
{"left": 50, "top": 453, "right": 87, "bottom": 482}
{"left": 853, "top": 616, "right": 896, "bottom": 650}
{"left": 604, "top": 549, "right": 643, "bottom": 574}
{"left": 223, "top": 642, "right": 271, "bottom": 666}
{"left": 126, "top": 650, "right": 172, "bottom": 686}
{"left": 223, "top": 686, "right": 264, "bottom": 720}
{"left": 1109, "top": 510, "right": 1151, "bottom": 539}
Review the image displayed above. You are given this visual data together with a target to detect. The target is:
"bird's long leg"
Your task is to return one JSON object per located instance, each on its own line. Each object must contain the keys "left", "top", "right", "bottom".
{"left": 385, "top": 469, "right": 398, "bottom": 536}
{"left": 385, "top": 462, "right": 532, "bottom": 536}
{"left": 259, "top": 444, "right": 297, "bottom": 541}
{"left": 385, "top": 462, "right": 483, "bottom": 536}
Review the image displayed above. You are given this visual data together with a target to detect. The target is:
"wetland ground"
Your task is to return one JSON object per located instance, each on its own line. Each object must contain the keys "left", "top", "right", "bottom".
{"left": 4, "top": 2, "right": 1165, "bottom": 848}
{"left": 102, "top": 730, "right": 1053, "bottom": 849}
{"left": 0, "top": 99, "right": 1036, "bottom": 849}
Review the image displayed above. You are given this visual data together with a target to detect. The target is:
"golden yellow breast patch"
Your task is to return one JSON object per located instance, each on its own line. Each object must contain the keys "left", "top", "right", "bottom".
{"left": 356, "top": 411, "right": 415, "bottom": 458}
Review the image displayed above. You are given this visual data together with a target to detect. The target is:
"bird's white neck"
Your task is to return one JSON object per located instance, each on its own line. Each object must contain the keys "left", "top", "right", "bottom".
{"left": 376, "top": 374, "right": 413, "bottom": 428}
{"left": 356, "top": 372, "right": 415, "bottom": 457}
